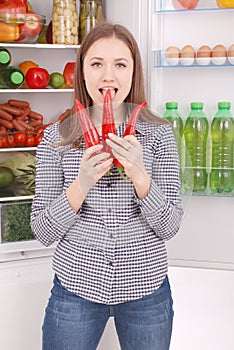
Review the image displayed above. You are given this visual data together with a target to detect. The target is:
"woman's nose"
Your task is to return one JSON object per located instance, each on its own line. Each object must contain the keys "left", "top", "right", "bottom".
{"left": 102, "top": 65, "right": 115, "bottom": 81}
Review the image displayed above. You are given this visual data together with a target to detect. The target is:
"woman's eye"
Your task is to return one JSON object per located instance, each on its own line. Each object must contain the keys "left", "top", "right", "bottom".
{"left": 91, "top": 62, "right": 102, "bottom": 67}
{"left": 116, "top": 63, "right": 126, "bottom": 68}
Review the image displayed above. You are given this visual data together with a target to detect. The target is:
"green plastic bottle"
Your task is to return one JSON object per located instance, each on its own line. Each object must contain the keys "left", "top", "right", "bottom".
{"left": 0, "top": 66, "right": 24, "bottom": 89}
{"left": 0, "top": 47, "right": 11, "bottom": 68}
{"left": 184, "top": 102, "right": 209, "bottom": 192}
{"left": 164, "top": 102, "right": 183, "bottom": 162}
{"left": 210, "top": 102, "right": 234, "bottom": 193}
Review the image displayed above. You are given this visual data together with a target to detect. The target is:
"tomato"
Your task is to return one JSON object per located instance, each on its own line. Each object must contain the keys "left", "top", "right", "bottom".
{"left": 0, "top": 135, "right": 8, "bottom": 148}
{"left": 25, "top": 134, "right": 36, "bottom": 147}
{"left": 6, "top": 134, "right": 15, "bottom": 148}
{"left": 26, "top": 67, "right": 50, "bottom": 89}
{"left": 35, "top": 126, "right": 45, "bottom": 135}
{"left": 35, "top": 134, "right": 43, "bottom": 145}
{"left": 14, "top": 131, "right": 27, "bottom": 147}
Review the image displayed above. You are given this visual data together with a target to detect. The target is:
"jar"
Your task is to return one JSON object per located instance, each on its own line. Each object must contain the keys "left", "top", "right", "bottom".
{"left": 52, "top": 0, "right": 79, "bottom": 45}
{"left": 79, "top": 0, "right": 104, "bottom": 43}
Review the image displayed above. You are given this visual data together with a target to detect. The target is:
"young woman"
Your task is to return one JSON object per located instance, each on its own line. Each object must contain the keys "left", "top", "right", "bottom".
{"left": 31, "top": 22, "right": 183, "bottom": 350}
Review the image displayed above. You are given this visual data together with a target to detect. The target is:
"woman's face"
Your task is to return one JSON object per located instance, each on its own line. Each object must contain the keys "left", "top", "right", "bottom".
{"left": 83, "top": 37, "right": 134, "bottom": 106}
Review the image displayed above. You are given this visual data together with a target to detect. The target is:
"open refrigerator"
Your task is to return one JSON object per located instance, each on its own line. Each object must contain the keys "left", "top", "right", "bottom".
{"left": 0, "top": 0, "right": 234, "bottom": 349}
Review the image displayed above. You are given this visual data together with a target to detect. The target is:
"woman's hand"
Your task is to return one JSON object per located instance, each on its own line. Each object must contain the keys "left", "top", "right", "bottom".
{"left": 78, "top": 144, "right": 113, "bottom": 199}
{"left": 66, "top": 144, "right": 113, "bottom": 212}
{"left": 106, "top": 133, "right": 151, "bottom": 199}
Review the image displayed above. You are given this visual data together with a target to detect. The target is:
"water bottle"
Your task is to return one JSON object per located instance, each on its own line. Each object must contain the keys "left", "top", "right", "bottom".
{"left": 0, "top": 47, "right": 11, "bottom": 68}
{"left": 210, "top": 102, "right": 234, "bottom": 193}
{"left": 0, "top": 66, "right": 24, "bottom": 89}
{"left": 184, "top": 102, "right": 209, "bottom": 192}
{"left": 164, "top": 102, "right": 183, "bottom": 164}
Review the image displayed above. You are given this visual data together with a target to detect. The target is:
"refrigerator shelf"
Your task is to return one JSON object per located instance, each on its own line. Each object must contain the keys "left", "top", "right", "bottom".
{"left": 0, "top": 43, "right": 80, "bottom": 50}
{"left": 154, "top": 0, "right": 234, "bottom": 12}
{"left": 154, "top": 50, "right": 234, "bottom": 68}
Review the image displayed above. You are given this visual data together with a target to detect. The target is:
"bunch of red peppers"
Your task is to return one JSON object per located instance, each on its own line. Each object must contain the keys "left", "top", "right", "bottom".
{"left": 75, "top": 90, "right": 147, "bottom": 178}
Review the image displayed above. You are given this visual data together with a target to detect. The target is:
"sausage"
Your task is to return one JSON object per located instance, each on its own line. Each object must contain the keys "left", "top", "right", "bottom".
{"left": 0, "top": 125, "right": 7, "bottom": 134}
{"left": 0, "top": 108, "right": 13, "bottom": 121}
{"left": 0, "top": 104, "right": 21, "bottom": 116}
{"left": 8, "top": 99, "right": 29, "bottom": 108}
{"left": 20, "top": 106, "right": 31, "bottom": 118}
{"left": 16, "top": 119, "right": 32, "bottom": 130}
{"left": 0, "top": 118, "right": 14, "bottom": 129}
{"left": 29, "top": 110, "right": 44, "bottom": 120}
{"left": 12, "top": 119, "right": 26, "bottom": 131}
{"left": 28, "top": 120, "right": 43, "bottom": 127}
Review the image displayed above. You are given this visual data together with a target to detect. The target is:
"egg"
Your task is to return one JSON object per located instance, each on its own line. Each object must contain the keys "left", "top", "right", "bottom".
{"left": 196, "top": 45, "right": 211, "bottom": 65}
{"left": 227, "top": 44, "right": 234, "bottom": 64}
{"left": 211, "top": 44, "right": 227, "bottom": 65}
{"left": 180, "top": 45, "right": 195, "bottom": 65}
{"left": 165, "top": 46, "right": 180, "bottom": 66}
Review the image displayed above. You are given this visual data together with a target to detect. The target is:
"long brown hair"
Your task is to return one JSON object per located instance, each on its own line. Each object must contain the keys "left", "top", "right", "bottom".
{"left": 59, "top": 22, "right": 166, "bottom": 144}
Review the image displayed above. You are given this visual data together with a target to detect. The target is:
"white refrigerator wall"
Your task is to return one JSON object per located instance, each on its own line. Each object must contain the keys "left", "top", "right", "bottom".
{"left": 0, "top": 1, "right": 234, "bottom": 350}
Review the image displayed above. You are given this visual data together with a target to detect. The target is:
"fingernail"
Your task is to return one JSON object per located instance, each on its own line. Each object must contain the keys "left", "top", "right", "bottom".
{"left": 108, "top": 133, "right": 115, "bottom": 138}
{"left": 96, "top": 144, "right": 103, "bottom": 149}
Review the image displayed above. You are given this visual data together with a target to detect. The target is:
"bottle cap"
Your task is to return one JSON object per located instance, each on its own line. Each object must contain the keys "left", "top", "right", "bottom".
{"left": 191, "top": 102, "right": 203, "bottom": 109}
{"left": 218, "top": 102, "right": 231, "bottom": 109}
{"left": 0, "top": 51, "right": 11, "bottom": 65}
{"left": 11, "top": 72, "right": 24, "bottom": 85}
{"left": 166, "top": 102, "right": 178, "bottom": 109}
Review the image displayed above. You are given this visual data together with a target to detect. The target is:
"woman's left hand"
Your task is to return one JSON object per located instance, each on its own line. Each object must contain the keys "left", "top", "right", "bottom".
{"left": 106, "top": 133, "right": 151, "bottom": 198}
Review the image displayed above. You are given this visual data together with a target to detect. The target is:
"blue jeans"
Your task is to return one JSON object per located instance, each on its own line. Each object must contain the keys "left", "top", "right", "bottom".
{"left": 42, "top": 275, "right": 174, "bottom": 350}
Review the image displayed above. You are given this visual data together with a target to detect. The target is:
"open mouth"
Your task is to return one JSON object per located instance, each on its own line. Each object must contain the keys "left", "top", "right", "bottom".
{"left": 99, "top": 87, "right": 118, "bottom": 99}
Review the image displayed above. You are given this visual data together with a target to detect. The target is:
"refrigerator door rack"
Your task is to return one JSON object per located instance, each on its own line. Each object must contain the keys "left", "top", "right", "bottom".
{"left": 154, "top": 0, "right": 234, "bottom": 12}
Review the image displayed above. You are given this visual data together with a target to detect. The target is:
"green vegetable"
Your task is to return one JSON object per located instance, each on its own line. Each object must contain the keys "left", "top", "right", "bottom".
{"left": 0, "top": 152, "right": 35, "bottom": 177}
{"left": 0, "top": 166, "right": 15, "bottom": 189}
{"left": 0, "top": 151, "right": 36, "bottom": 195}
{"left": 2, "top": 201, "right": 34, "bottom": 242}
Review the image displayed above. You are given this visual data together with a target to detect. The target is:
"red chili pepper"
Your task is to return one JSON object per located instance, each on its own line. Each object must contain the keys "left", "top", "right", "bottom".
{"left": 75, "top": 99, "right": 100, "bottom": 148}
{"left": 102, "top": 89, "right": 116, "bottom": 153}
{"left": 113, "top": 101, "right": 147, "bottom": 169}
{"left": 123, "top": 101, "right": 147, "bottom": 136}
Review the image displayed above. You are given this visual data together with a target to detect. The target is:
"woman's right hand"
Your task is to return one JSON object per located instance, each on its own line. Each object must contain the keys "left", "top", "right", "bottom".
{"left": 77, "top": 144, "right": 113, "bottom": 200}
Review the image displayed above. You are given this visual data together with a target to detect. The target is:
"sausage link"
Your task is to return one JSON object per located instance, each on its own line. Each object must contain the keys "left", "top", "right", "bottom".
{"left": 0, "top": 104, "right": 21, "bottom": 116}
{"left": 16, "top": 119, "right": 33, "bottom": 130}
{"left": 0, "top": 108, "right": 13, "bottom": 121}
{"left": 0, "top": 125, "right": 7, "bottom": 134}
{"left": 8, "top": 99, "right": 29, "bottom": 108}
{"left": 20, "top": 107, "right": 31, "bottom": 118}
{"left": 0, "top": 118, "right": 14, "bottom": 129}
{"left": 29, "top": 110, "right": 44, "bottom": 120}
{"left": 28, "top": 120, "right": 43, "bottom": 127}
{"left": 12, "top": 119, "right": 26, "bottom": 131}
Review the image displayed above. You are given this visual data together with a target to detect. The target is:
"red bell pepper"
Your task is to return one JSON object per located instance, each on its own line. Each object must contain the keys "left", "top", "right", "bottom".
{"left": 0, "top": 0, "right": 28, "bottom": 13}
{"left": 26, "top": 67, "right": 50, "bottom": 89}
{"left": 75, "top": 99, "right": 100, "bottom": 148}
{"left": 63, "top": 62, "right": 75, "bottom": 88}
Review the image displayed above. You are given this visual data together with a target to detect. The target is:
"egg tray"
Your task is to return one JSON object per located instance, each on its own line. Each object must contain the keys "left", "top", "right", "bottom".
{"left": 160, "top": 44, "right": 234, "bottom": 67}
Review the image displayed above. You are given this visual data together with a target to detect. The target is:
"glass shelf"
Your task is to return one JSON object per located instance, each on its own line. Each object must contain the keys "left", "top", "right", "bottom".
{"left": 0, "top": 147, "right": 36, "bottom": 152}
{"left": 0, "top": 195, "right": 34, "bottom": 203}
{"left": 153, "top": 50, "right": 234, "bottom": 68}
{"left": 0, "top": 88, "right": 74, "bottom": 93}
{"left": 0, "top": 43, "right": 80, "bottom": 49}
{"left": 154, "top": 0, "right": 234, "bottom": 12}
